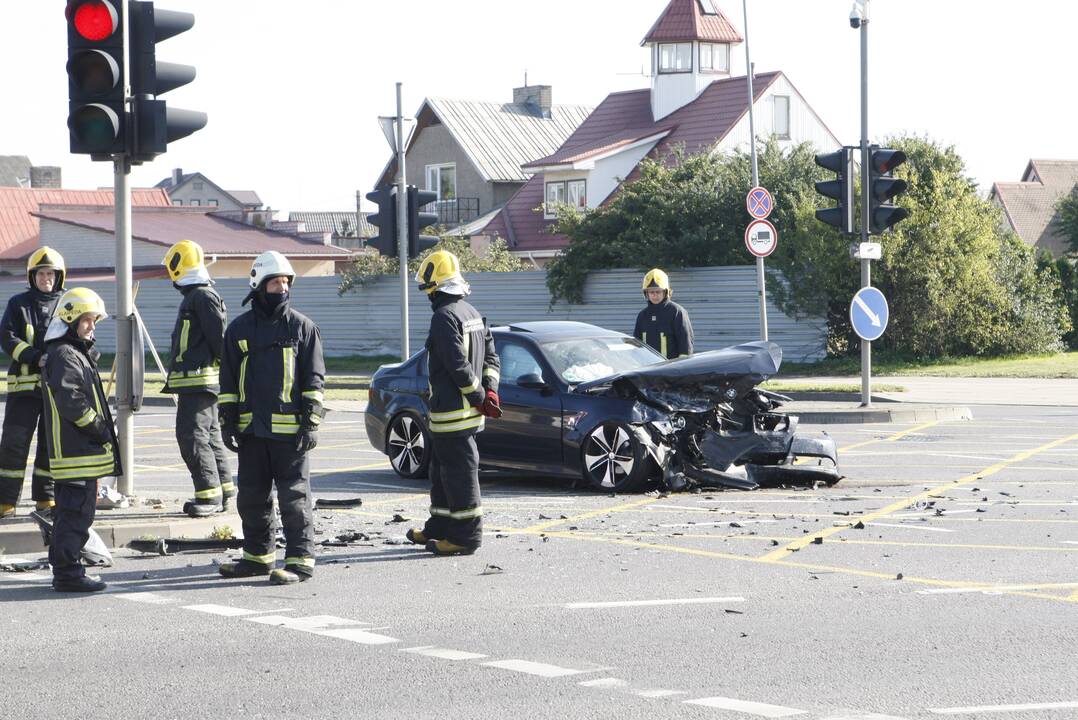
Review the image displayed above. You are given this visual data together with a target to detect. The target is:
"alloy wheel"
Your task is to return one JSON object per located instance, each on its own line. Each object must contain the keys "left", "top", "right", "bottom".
{"left": 388, "top": 414, "right": 427, "bottom": 477}
{"left": 583, "top": 423, "right": 636, "bottom": 489}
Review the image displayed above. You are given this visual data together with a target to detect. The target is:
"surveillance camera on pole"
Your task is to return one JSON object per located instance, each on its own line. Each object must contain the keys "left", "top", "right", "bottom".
{"left": 849, "top": 2, "right": 864, "bottom": 28}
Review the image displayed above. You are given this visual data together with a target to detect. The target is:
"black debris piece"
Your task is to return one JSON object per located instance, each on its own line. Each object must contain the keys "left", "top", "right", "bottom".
{"left": 128, "top": 537, "right": 244, "bottom": 555}
{"left": 315, "top": 498, "right": 363, "bottom": 509}
{"left": 480, "top": 564, "right": 504, "bottom": 576}
{"left": 769, "top": 540, "right": 779, "bottom": 546}
{"left": 0, "top": 560, "right": 50, "bottom": 572}
{"left": 388, "top": 514, "right": 409, "bottom": 524}
{"left": 896, "top": 573, "right": 904, "bottom": 580}
{"left": 812, "top": 537, "right": 823, "bottom": 545}
{"left": 853, "top": 521, "right": 866, "bottom": 529}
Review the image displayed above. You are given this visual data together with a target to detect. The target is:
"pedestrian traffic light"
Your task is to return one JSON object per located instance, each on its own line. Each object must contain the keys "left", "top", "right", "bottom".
{"left": 814, "top": 147, "right": 855, "bottom": 234}
{"left": 365, "top": 186, "right": 398, "bottom": 256}
{"left": 868, "top": 147, "right": 910, "bottom": 234}
{"left": 128, "top": 1, "right": 207, "bottom": 162}
{"left": 67, "top": 0, "right": 126, "bottom": 157}
{"left": 407, "top": 187, "right": 439, "bottom": 258}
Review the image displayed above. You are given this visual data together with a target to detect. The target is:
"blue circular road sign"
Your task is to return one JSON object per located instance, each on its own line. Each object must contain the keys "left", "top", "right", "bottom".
{"left": 850, "top": 287, "right": 890, "bottom": 342}
{"left": 746, "top": 186, "right": 774, "bottom": 220}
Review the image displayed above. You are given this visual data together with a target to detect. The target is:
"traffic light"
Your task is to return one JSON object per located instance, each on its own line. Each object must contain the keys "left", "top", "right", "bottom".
{"left": 814, "top": 147, "right": 855, "bottom": 234}
{"left": 365, "top": 186, "right": 398, "bottom": 256}
{"left": 128, "top": 1, "right": 207, "bottom": 162}
{"left": 868, "top": 147, "right": 910, "bottom": 234}
{"left": 67, "top": 0, "right": 126, "bottom": 157}
{"left": 407, "top": 187, "right": 439, "bottom": 258}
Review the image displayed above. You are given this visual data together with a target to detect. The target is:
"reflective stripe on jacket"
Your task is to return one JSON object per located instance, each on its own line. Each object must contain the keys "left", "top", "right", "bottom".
{"left": 218, "top": 300, "right": 325, "bottom": 441}
{"left": 163, "top": 284, "right": 226, "bottom": 395}
{"left": 425, "top": 294, "right": 500, "bottom": 437}
{"left": 633, "top": 299, "right": 694, "bottom": 359}
{"left": 1, "top": 289, "right": 60, "bottom": 397}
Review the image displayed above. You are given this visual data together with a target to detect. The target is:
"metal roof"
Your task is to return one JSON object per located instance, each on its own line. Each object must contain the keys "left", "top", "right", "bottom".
{"left": 289, "top": 211, "right": 375, "bottom": 238}
{"left": 642, "top": 0, "right": 743, "bottom": 45}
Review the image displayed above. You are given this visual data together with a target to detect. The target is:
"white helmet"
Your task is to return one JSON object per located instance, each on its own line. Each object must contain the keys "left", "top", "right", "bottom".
{"left": 249, "top": 251, "right": 295, "bottom": 290}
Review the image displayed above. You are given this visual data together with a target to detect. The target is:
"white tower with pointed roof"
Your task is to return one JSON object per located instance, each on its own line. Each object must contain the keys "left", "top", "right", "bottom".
{"left": 642, "top": 0, "right": 743, "bottom": 121}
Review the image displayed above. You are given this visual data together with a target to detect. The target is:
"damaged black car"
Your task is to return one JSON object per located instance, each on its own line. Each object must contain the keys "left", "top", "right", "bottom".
{"left": 365, "top": 321, "right": 839, "bottom": 493}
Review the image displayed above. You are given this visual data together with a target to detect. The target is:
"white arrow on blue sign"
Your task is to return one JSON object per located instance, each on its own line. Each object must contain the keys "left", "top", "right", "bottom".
{"left": 849, "top": 287, "right": 890, "bottom": 342}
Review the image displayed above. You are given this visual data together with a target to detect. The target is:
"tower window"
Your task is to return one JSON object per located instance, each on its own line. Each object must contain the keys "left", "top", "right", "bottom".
{"left": 700, "top": 43, "right": 729, "bottom": 73}
{"left": 699, "top": 0, "right": 720, "bottom": 14}
{"left": 658, "top": 43, "right": 692, "bottom": 74}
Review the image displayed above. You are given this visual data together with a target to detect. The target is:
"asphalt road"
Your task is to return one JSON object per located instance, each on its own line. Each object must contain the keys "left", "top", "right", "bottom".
{"left": 2, "top": 402, "right": 1077, "bottom": 720}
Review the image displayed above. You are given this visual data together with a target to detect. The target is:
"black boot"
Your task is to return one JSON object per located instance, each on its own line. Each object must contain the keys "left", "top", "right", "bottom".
{"left": 53, "top": 575, "right": 107, "bottom": 593}
{"left": 219, "top": 559, "right": 272, "bottom": 578}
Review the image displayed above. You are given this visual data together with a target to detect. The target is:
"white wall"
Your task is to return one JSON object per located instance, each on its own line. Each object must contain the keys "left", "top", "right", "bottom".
{"left": 718, "top": 74, "right": 840, "bottom": 154}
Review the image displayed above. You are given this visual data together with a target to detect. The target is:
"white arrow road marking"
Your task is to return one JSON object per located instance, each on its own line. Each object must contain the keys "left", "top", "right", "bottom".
{"left": 854, "top": 295, "right": 882, "bottom": 327}
{"left": 684, "top": 696, "right": 807, "bottom": 717}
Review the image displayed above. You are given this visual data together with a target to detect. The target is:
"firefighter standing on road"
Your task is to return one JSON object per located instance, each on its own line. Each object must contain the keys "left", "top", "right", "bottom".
{"left": 406, "top": 250, "right": 500, "bottom": 556}
{"left": 41, "top": 287, "right": 119, "bottom": 593}
{"left": 161, "top": 240, "right": 234, "bottom": 518}
{"left": 634, "top": 268, "right": 694, "bottom": 359}
{"left": 0, "top": 248, "right": 66, "bottom": 520}
{"left": 216, "top": 251, "right": 325, "bottom": 585}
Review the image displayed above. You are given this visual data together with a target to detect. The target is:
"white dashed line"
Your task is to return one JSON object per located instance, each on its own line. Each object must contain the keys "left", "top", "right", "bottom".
{"left": 565, "top": 597, "right": 745, "bottom": 610}
{"left": 916, "top": 585, "right": 1078, "bottom": 596}
{"left": 579, "top": 678, "right": 629, "bottom": 689}
{"left": 684, "top": 696, "right": 807, "bottom": 717}
{"left": 314, "top": 628, "right": 399, "bottom": 645}
{"left": 866, "top": 522, "right": 954, "bottom": 533}
{"left": 632, "top": 688, "right": 687, "bottom": 698}
{"left": 0, "top": 572, "right": 48, "bottom": 582}
{"left": 245, "top": 615, "right": 365, "bottom": 631}
{"left": 401, "top": 646, "right": 487, "bottom": 661}
{"left": 183, "top": 604, "right": 290, "bottom": 617}
{"left": 482, "top": 659, "right": 592, "bottom": 678}
{"left": 117, "top": 592, "right": 175, "bottom": 604}
{"left": 929, "top": 701, "right": 1078, "bottom": 715}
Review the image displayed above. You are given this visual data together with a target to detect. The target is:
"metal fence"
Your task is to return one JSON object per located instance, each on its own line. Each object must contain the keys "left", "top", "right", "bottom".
{"left": 51, "top": 266, "right": 826, "bottom": 362}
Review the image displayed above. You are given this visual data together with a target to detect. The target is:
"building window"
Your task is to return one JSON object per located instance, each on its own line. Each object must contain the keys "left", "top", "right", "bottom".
{"left": 425, "top": 164, "right": 457, "bottom": 201}
{"left": 207, "top": 199, "right": 219, "bottom": 207}
{"left": 658, "top": 43, "right": 692, "bottom": 74}
{"left": 192, "top": 181, "right": 203, "bottom": 190}
{"left": 172, "top": 199, "right": 182, "bottom": 206}
{"left": 699, "top": 0, "right": 720, "bottom": 14}
{"left": 544, "top": 181, "right": 567, "bottom": 218}
{"left": 700, "top": 43, "right": 729, "bottom": 73}
{"left": 567, "top": 180, "right": 586, "bottom": 209}
{"left": 190, "top": 199, "right": 201, "bottom": 206}
{"left": 773, "top": 96, "right": 791, "bottom": 139}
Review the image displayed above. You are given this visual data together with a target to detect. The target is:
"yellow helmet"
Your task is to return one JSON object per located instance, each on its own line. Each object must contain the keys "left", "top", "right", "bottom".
{"left": 55, "top": 287, "right": 108, "bottom": 325}
{"left": 415, "top": 249, "right": 462, "bottom": 294}
{"left": 642, "top": 268, "right": 671, "bottom": 297}
{"left": 27, "top": 246, "right": 66, "bottom": 290}
{"left": 162, "top": 239, "right": 205, "bottom": 282}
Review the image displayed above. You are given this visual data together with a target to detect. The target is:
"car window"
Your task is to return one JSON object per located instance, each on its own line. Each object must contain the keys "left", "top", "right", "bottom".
{"left": 496, "top": 342, "right": 545, "bottom": 386}
{"left": 541, "top": 336, "right": 664, "bottom": 384}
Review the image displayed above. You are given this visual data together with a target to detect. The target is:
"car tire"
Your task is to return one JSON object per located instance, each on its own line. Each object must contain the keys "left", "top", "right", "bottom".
{"left": 581, "top": 421, "right": 652, "bottom": 493}
{"left": 386, "top": 412, "right": 431, "bottom": 480}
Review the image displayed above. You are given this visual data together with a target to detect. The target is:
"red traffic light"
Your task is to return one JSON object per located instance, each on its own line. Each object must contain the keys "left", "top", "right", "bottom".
{"left": 69, "top": 1, "right": 119, "bottom": 42}
{"left": 871, "top": 149, "right": 908, "bottom": 175}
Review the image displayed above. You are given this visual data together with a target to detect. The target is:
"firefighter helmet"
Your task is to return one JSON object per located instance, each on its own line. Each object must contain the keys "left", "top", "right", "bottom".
{"left": 642, "top": 268, "right": 671, "bottom": 297}
{"left": 55, "top": 287, "right": 108, "bottom": 325}
{"left": 415, "top": 250, "right": 462, "bottom": 295}
{"left": 27, "top": 246, "right": 66, "bottom": 290}
{"left": 249, "top": 251, "right": 295, "bottom": 289}
{"left": 162, "top": 239, "right": 205, "bottom": 282}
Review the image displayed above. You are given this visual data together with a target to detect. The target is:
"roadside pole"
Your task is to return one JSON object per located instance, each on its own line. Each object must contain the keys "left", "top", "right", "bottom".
{"left": 743, "top": 0, "right": 768, "bottom": 341}
{"left": 114, "top": 156, "right": 134, "bottom": 496}
{"left": 858, "top": 1, "right": 872, "bottom": 407}
{"left": 395, "top": 83, "right": 410, "bottom": 359}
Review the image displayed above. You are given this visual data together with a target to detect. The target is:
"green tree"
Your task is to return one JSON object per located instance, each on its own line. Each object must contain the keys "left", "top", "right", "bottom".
{"left": 337, "top": 235, "right": 527, "bottom": 296}
{"left": 1058, "top": 190, "right": 1078, "bottom": 254}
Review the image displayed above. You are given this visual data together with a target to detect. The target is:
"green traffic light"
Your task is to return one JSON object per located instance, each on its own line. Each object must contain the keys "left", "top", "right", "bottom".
{"left": 68, "top": 104, "right": 120, "bottom": 152}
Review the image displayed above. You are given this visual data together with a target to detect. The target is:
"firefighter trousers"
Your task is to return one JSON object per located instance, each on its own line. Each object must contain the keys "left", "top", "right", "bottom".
{"left": 0, "top": 394, "right": 53, "bottom": 506}
{"left": 50, "top": 481, "right": 96, "bottom": 581}
{"left": 236, "top": 436, "right": 315, "bottom": 575}
{"left": 422, "top": 434, "right": 482, "bottom": 547}
{"left": 176, "top": 392, "right": 233, "bottom": 504}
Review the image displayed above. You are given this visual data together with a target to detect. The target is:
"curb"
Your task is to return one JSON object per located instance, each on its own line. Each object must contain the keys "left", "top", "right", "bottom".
{"left": 0, "top": 511, "right": 241, "bottom": 556}
{"left": 793, "top": 405, "right": 974, "bottom": 425}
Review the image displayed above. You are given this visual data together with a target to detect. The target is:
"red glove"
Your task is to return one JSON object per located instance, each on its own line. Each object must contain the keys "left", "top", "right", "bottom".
{"left": 478, "top": 390, "right": 502, "bottom": 418}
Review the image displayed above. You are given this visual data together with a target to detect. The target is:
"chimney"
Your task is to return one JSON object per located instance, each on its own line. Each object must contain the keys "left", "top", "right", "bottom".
{"left": 171, "top": 168, "right": 183, "bottom": 186}
{"left": 512, "top": 84, "right": 553, "bottom": 117}
{"left": 30, "top": 166, "right": 62, "bottom": 189}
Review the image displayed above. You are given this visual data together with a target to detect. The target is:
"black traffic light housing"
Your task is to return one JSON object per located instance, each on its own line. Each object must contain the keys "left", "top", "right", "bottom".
{"left": 67, "top": 0, "right": 126, "bottom": 158}
{"left": 814, "top": 147, "right": 856, "bottom": 234}
{"left": 868, "top": 147, "right": 910, "bottom": 234}
{"left": 365, "top": 186, "right": 398, "bottom": 256}
{"left": 128, "top": 1, "right": 207, "bottom": 162}
{"left": 407, "top": 187, "right": 439, "bottom": 258}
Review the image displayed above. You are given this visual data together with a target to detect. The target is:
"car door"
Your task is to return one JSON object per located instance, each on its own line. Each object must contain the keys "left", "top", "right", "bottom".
{"left": 479, "top": 339, "right": 563, "bottom": 474}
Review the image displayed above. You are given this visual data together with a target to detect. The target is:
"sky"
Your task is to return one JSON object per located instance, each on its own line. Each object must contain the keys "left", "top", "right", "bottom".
{"left": 4, "top": 0, "right": 1077, "bottom": 215}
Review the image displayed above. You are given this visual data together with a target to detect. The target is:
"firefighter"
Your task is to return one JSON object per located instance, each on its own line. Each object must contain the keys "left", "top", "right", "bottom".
{"left": 405, "top": 250, "right": 500, "bottom": 557}
{"left": 634, "top": 268, "right": 694, "bottom": 359}
{"left": 41, "top": 287, "right": 118, "bottom": 593}
{"left": 0, "top": 248, "right": 66, "bottom": 520}
{"left": 216, "top": 251, "right": 325, "bottom": 585}
{"left": 161, "top": 240, "right": 234, "bottom": 518}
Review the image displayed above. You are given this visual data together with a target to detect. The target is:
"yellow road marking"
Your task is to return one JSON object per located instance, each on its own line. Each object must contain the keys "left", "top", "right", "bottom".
{"left": 311, "top": 461, "right": 391, "bottom": 474}
{"left": 514, "top": 497, "right": 658, "bottom": 534}
{"left": 835, "top": 420, "right": 942, "bottom": 453}
{"left": 758, "top": 431, "right": 1078, "bottom": 561}
{"left": 360, "top": 493, "right": 429, "bottom": 507}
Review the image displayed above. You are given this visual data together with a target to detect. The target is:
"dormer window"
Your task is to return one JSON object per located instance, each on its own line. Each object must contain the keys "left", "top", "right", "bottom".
{"left": 699, "top": 43, "right": 729, "bottom": 73}
{"left": 699, "top": 0, "right": 720, "bottom": 14}
{"left": 658, "top": 43, "right": 692, "bottom": 74}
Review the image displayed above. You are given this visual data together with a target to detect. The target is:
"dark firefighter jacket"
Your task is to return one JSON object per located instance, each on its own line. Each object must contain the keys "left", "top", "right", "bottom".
{"left": 634, "top": 298, "right": 694, "bottom": 359}
{"left": 41, "top": 333, "right": 122, "bottom": 483}
{"left": 218, "top": 298, "right": 325, "bottom": 441}
{"left": 1, "top": 288, "right": 61, "bottom": 397}
{"left": 162, "top": 284, "right": 226, "bottom": 395}
{"left": 425, "top": 293, "right": 500, "bottom": 436}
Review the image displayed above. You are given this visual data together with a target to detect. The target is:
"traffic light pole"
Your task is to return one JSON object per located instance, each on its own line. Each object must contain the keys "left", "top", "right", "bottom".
{"left": 114, "top": 154, "right": 135, "bottom": 496}
{"left": 395, "top": 83, "right": 410, "bottom": 360}
{"left": 743, "top": 0, "right": 768, "bottom": 342}
{"left": 858, "top": 2, "right": 872, "bottom": 408}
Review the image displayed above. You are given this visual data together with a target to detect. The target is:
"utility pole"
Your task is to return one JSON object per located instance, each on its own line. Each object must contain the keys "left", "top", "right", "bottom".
{"left": 395, "top": 83, "right": 410, "bottom": 359}
{"left": 743, "top": 0, "right": 768, "bottom": 341}
{"left": 114, "top": 154, "right": 135, "bottom": 497}
{"left": 857, "top": 0, "right": 872, "bottom": 407}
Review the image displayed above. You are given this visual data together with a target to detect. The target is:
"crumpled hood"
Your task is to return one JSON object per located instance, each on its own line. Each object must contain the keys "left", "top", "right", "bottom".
{"left": 575, "top": 341, "right": 782, "bottom": 411}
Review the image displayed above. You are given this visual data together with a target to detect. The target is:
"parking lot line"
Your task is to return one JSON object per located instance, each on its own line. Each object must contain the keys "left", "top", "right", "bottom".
{"left": 481, "top": 659, "right": 594, "bottom": 677}
{"left": 564, "top": 597, "right": 745, "bottom": 609}
{"left": 928, "top": 701, "right": 1078, "bottom": 715}
{"left": 683, "top": 695, "right": 807, "bottom": 717}
{"left": 516, "top": 497, "right": 657, "bottom": 534}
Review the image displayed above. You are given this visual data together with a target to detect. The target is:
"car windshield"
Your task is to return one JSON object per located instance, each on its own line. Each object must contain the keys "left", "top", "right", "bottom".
{"left": 541, "top": 336, "right": 664, "bottom": 384}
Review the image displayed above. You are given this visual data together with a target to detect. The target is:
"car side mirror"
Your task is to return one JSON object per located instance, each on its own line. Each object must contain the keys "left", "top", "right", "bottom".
{"left": 516, "top": 373, "right": 547, "bottom": 389}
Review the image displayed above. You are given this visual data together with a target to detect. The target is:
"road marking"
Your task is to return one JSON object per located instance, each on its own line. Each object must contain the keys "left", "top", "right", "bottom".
{"left": 867, "top": 522, "right": 954, "bottom": 534}
{"left": 400, "top": 646, "right": 487, "bottom": 661}
{"left": 565, "top": 597, "right": 745, "bottom": 610}
{"left": 820, "top": 714, "right": 912, "bottom": 720}
{"left": 916, "top": 582, "right": 1078, "bottom": 595}
{"left": 315, "top": 628, "right": 399, "bottom": 645}
{"left": 632, "top": 688, "right": 688, "bottom": 698}
{"left": 0, "top": 572, "right": 48, "bottom": 582}
{"left": 344, "top": 480, "right": 427, "bottom": 491}
{"left": 891, "top": 509, "right": 979, "bottom": 517}
{"left": 245, "top": 615, "right": 365, "bottom": 631}
{"left": 183, "top": 604, "right": 289, "bottom": 617}
{"left": 929, "top": 701, "right": 1078, "bottom": 714}
{"left": 117, "top": 591, "right": 175, "bottom": 604}
{"left": 684, "top": 696, "right": 807, "bottom": 717}
{"left": 579, "top": 678, "right": 629, "bottom": 688}
{"left": 312, "top": 461, "right": 391, "bottom": 474}
{"left": 482, "top": 659, "right": 593, "bottom": 678}
{"left": 1063, "top": 541, "right": 1078, "bottom": 545}
{"left": 516, "top": 497, "right": 657, "bottom": 534}
{"left": 659, "top": 520, "right": 778, "bottom": 528}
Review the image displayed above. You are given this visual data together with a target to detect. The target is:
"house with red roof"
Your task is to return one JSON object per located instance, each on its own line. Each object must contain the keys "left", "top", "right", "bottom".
{"left": 461, "top": 0, "right": 840, "bottom": 263}
{"left": 990, "top": 159, "right": 1078, "bottom": 257}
